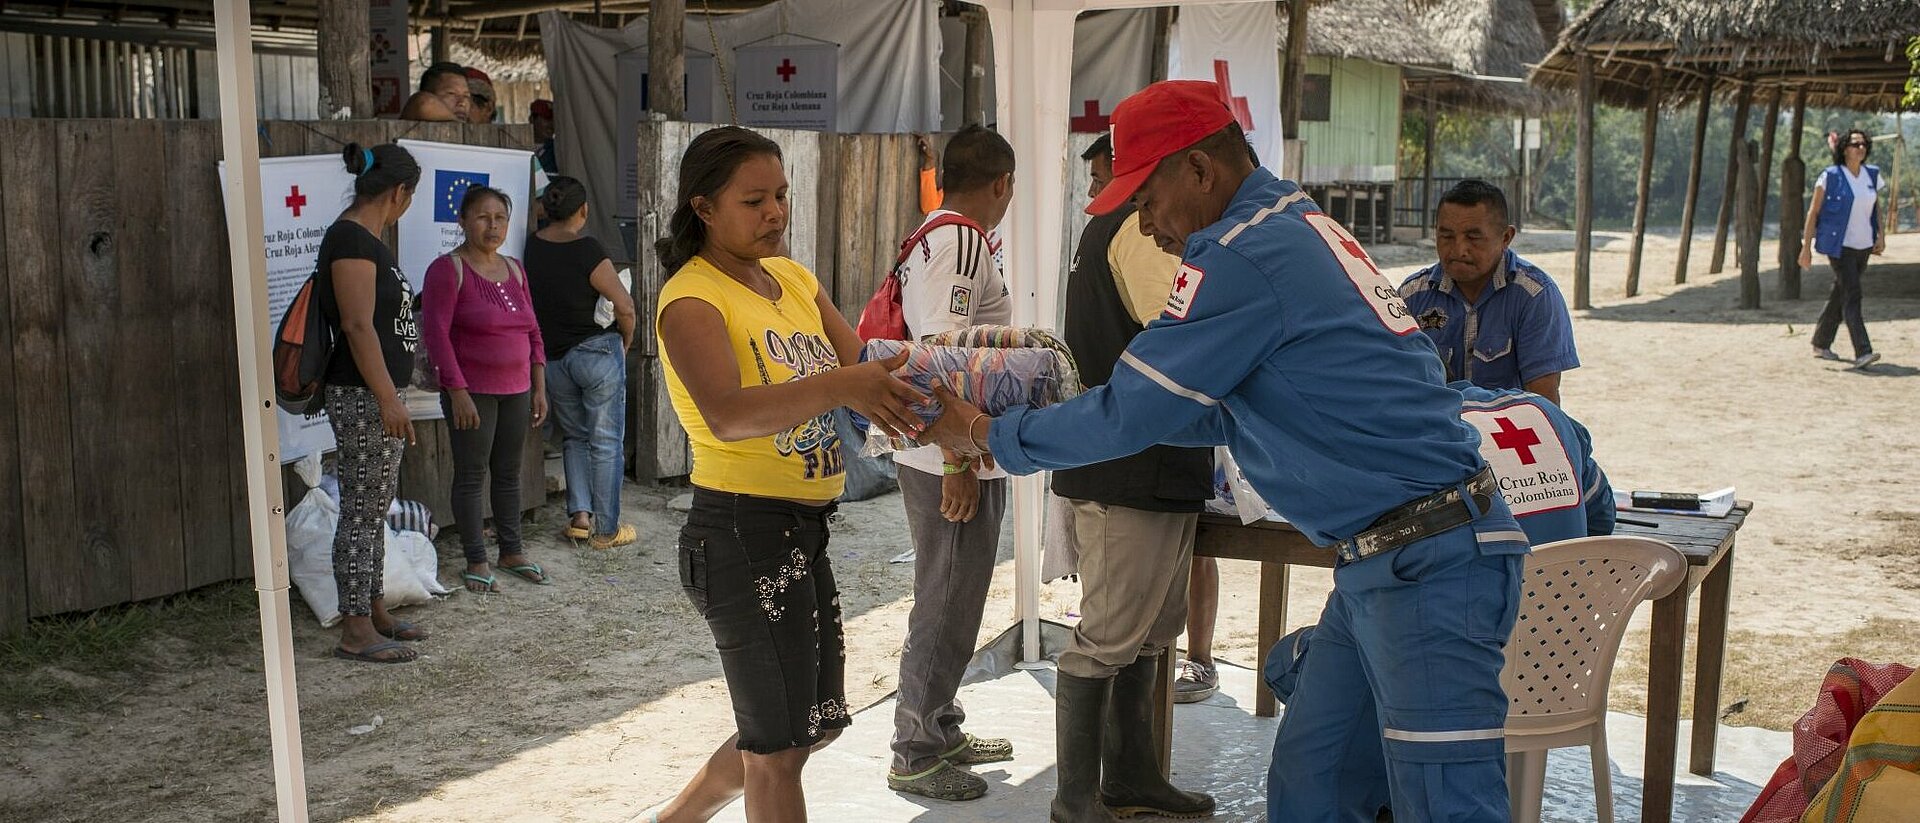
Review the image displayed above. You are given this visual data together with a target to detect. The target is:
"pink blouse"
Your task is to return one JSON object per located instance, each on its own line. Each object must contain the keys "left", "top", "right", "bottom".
{"left": 420, "top": 253, "right": 546, "bottom": 395}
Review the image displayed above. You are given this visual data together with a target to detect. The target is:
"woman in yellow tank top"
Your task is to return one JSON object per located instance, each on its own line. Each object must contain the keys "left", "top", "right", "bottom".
{"left": 650, "top": 126, "right": 925, "bottom": 823}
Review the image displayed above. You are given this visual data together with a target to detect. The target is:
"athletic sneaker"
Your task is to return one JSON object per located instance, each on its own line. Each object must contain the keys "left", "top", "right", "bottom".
{"left": 1853, "top": 352, "right": 1881, "bottom": 369}
{"left": 1173, "top": 658, "right": 1218, "bottom": 703}
{"left": 1812, "top": 346, "right": 1841, "bottom": 361}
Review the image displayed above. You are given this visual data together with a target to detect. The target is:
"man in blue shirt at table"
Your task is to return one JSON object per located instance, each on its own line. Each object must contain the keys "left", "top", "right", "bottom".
{"left": 1400, "top": 180, "right": 1579, "bottom": 404}
{"left": 1264, "top": 381, "right": 1616, "bottom": 822}
{"left": 923, "top": 80, "right": 1529, "bottom": 823}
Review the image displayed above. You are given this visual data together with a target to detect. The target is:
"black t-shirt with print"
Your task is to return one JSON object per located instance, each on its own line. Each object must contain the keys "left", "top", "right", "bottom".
{"left": 318, "top": 220, "right": 418, "bottom": 388}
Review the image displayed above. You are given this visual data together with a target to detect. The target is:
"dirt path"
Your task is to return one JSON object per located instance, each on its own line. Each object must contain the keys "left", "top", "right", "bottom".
{"left": 2, "top": 232, "right": 1915, "bottom": 823}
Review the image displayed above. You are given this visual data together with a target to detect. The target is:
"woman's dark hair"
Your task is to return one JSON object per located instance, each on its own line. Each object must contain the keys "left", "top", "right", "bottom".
{"left": 1833, "top": 128, "right": 1872, "bottom": 167}
{"left": 341, "top": 142, "right": 421, "bottom": 203}
{"left": 458, "top": 185, "right": 512, "bottom": 218}
{"left": 539, "top": 176, "right": 589, "bottom": 221}
{"left": 655, "top": 126, "right": 784, "bottom": 274}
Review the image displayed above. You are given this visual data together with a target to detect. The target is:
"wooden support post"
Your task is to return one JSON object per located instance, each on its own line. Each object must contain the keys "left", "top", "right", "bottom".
{"left": 1737, "top": 139, "right": 1762, "bottom": 309}
{"left": 317, "top": 0, "right": 372, "bottom": 118}
{"left": 1710, "top": 81, "right": 1753, "bottom": 274}
{"left": 1281, "top": 0, "right": 1309, "bottom": 140}
{"left": 962, "top": 9, "right": 988, "bottom": 126}
{"left": 649, "top": 0, "right": 687, "bottom": 120}
{"left": 1149, "top": 8, "right": 1173, "bottom": 83}
{"left": 1757, "top": 91, "right": 1782, "bottom": 231}
{"left": 1779, "top": 87, "right": 1808, "bottom": 299}
{"left": 430, "top": 0, "right": 449, "bottom": 64}
{"left": 1626, "top": 67, "right": 1662, "bottom": 298}
{"left": 1573, "top": 52, "right": 1594, "bottom": 310}
{"left": 1423, "top": 86, "right": 1436, "bottom": 239}
{"left": 1676, "top": 75, "right": 1715, "bottom": 284}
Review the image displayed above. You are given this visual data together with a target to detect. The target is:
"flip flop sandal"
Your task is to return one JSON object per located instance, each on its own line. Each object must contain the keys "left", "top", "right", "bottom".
{"left": 941, "top": 733, "right": 1014, "bottom": 765}
{"left": 499, "top": 563, "right": 551, "bottom": 585}
{"left": 461, "top": 572, "right": 500, "bottom": 594}
{"left": 333, "top": 640, "right": 418, "bottom": 664}
{"left": 886, "top": 760, "right": 988, "bottom": 802}
{"left": 377, "top": 620, "right": 429, "bottom": 641}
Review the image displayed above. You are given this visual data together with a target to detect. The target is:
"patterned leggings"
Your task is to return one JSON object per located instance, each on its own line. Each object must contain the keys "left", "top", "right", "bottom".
{"left": 325, "top": 385, "right": 406, "bottom": 617}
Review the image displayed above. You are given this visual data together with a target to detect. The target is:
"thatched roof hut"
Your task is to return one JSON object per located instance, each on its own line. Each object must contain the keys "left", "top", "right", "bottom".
{"left": 1531, "top": 0, "right": 1920, "bottom": 110}
{"left": 1303, "top": 0, "right": 1562, "bottom": 113}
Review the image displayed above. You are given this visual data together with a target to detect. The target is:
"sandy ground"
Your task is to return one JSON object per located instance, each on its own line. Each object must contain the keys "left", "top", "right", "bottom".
{"left": 2, "top": 231, "right": 1917, "bottom": 823}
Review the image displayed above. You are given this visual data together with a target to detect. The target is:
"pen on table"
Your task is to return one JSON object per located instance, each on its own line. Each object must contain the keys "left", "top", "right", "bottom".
{"left": 1617, "top": 517, "right": 1660, "bottom": 528}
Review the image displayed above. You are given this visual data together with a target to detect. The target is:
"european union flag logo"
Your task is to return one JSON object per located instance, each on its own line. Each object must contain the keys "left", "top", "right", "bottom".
{"left": 435, "top": 169, "right": 490, "bottom": 223}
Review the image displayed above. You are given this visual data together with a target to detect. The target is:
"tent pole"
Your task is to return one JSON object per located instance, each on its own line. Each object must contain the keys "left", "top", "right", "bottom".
{"left": 213, "top": 1, "right": 309, "bottom": 821}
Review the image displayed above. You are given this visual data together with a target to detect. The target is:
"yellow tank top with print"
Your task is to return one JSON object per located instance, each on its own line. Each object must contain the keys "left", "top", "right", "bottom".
{"left": 657, "top": 255, "right": 847, "bottom": 500}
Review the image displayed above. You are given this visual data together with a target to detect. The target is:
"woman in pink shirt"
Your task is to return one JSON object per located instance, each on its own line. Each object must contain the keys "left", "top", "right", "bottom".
{"left": 420, "top": 185, "right": 549, "bottom": 593}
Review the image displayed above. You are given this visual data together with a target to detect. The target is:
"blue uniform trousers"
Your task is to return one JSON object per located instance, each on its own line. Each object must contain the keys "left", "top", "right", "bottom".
{"left": 1267, "top": 517, "right": 1524, "bottom": 823}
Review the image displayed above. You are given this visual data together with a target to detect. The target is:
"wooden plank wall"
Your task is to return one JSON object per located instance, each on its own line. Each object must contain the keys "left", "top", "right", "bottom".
{"left": 0, "top": 119, "right": 542, "bottom": 634}
{"left": 628, "top": 124, "right": 933, "bottom": 481}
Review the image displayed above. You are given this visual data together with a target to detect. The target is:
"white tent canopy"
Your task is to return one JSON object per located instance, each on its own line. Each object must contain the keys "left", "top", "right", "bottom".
{"left": 211, "top": 2, "right": 1280, "bottom": 818}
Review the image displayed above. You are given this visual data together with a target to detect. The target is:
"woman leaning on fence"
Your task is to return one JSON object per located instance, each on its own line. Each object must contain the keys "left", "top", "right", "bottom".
{"left": 419, "top": 185, "right": 550, "bottom": 594}
{"left": 646, "top": 126, "right": 925, "bottom": 823}
{"left": 525, "top": 176, "right": 639, "bottom": 550}
{"left": 322, "top": 142, "right": 427, "bottom": 665}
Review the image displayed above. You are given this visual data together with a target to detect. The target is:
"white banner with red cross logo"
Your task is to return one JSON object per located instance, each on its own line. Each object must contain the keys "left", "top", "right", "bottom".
{"left": 735, "top": 39, "right": 839, "bottom": 132}
{"left": 1463, "top": 402, "right": 1580, "bottom": 517}
{"left": 1067, "top": 10, "right": 1157, "bottom": 134}
{"left": 1168, "top": 3, "right": 1284, "bottom": 177}
{"left": 218, "top": 154, "right": 357, "bottom": 462}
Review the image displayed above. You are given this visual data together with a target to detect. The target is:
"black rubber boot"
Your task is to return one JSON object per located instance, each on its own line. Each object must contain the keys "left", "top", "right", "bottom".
{"left": 1051, "top": 671, "right": 1120, "bottom": 823}
{"left": 1100, "top": 652, "right": 1216, "bottom": 819}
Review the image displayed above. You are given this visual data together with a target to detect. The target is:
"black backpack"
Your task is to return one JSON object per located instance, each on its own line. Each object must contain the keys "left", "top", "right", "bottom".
{"left": 272, "top": 271, "right": 334, "bottom": 417}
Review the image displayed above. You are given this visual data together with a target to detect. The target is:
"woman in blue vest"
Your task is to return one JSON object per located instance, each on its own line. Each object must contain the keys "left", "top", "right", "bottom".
{"left": 1798, "top": 129, "right": 1887, "bottom": 369}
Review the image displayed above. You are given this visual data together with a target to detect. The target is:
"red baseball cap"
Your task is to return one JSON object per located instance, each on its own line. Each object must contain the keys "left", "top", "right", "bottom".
{"left": 529, "top": 99, "right": 554, "bottom": 119}
{"left": 1086, "top": 80, "right": 1236, "bottom": 215}
{"left": 464, "top": 66, "right": 493, "bottom": 85}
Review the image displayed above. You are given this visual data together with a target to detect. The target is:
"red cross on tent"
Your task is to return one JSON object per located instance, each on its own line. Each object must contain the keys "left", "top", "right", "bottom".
{"left": 777, "top": 58, "right": 797, "bottom": 83}
{"left": 1069, "top": 100, "right": 1110, "bottom": 133}
{"left": 1490, "top": 417, "right": 1543, "bottom": 465}
{"left": 285, "top": 185, "right": 307, "bottom": 217}
{"left": 1212, "top": 60, "right": 1254, "bottom": 131}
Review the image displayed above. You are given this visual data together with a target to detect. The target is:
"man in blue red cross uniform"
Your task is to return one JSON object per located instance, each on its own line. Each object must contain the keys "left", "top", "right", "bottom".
{"left": 1399, "top": 180, "right": 1578, "bottom": 404}
{"left": 924, "top": 80, "right": 1530, "bottom": 823}
{"left": 1264, "top": 381, "right": 1615, "bottom": 820}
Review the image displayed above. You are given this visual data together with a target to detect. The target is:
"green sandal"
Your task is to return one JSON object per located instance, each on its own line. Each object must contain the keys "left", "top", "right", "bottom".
{"left": 498, "top": 562, "right": 550, "bottom": 585}
{"left": 941, "top": 733, "right": 1014, "bottom": 765}
{"left": 886, "top": 760, "right": 987, "bottom": 802}
{"left": 461, "top": 572, "right": 499, "bottom": 594}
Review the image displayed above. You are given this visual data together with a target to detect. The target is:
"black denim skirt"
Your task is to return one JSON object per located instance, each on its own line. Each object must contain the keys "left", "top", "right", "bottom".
{"left": 680, "top": 487, "right": 850, "bottom": 754}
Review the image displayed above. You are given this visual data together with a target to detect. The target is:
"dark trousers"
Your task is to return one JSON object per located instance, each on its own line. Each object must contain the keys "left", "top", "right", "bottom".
{"left": 1812, "top": 248, "right": 1873, "bottom": 358}
{"left": 441, "top": 391, "right": 531, "bottom": 565}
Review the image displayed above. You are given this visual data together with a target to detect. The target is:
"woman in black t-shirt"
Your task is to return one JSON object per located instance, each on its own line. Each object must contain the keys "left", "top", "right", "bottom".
{"left": 322, "top": 142, "right": 425, "bottom": 665}
{"left": 525, "top": 177, "right": 639, "bottom": 548}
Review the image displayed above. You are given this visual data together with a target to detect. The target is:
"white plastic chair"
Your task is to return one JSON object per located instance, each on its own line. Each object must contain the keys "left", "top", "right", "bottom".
{"left": 1502, "top": 536, "right": 1688, "bottom": 823}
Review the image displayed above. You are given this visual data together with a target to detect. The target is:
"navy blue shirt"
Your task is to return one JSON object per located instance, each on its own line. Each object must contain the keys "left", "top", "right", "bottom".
{"left": 1455, "top": 383, "right": 1613, "bottom": 544}
{"left": 989, "top": 169, "right": 1522, "bottom": 553}
{"left": 1398, "top": 249, "right": 1578, "bottom": 391}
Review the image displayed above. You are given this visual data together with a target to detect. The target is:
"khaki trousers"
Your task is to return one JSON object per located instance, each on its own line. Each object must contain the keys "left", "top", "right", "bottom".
{"left": 1059, "top": 500, "right": 1199, "bottom": 679}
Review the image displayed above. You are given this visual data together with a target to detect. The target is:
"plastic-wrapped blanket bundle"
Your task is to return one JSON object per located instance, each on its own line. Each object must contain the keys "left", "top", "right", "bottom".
{"left": 861, "top": 325, "right": 1082, "bottom": 456}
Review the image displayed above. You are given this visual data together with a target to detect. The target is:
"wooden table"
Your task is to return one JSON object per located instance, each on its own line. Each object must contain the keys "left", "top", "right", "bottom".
{"left": 1155, "top": 502, "right": 1751, "bottom": 823}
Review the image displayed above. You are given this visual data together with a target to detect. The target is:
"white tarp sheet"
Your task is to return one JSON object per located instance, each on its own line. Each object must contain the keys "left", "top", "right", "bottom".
{"left": 540, "top": 2, "right": 942, "bottom": 253}
{"left": 1169, "top": 3, "right": 1284, "bottom": 175}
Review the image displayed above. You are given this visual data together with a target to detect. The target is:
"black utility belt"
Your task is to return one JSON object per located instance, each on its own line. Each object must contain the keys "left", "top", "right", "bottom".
{"left": 1333, "top": 466, "right": 1498, "bottom": 565}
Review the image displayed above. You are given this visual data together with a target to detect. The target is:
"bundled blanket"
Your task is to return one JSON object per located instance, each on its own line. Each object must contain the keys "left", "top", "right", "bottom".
{"left": 860, "top": 325, "right": 1081, "bottom": 455}
{"left": 1740, "top": 658, "right": 1916, "bottom": 823}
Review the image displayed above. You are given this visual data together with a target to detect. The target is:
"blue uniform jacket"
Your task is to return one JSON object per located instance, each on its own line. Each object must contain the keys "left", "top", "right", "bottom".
{"left": 1454, "top": 382, "right": 1614, "bottom": 544}
{"left": 990, "top": 170, "right": 1512, "bottom": 549}
{"left": 1398, "top": 250, "right": 1578, "bottom": 391}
